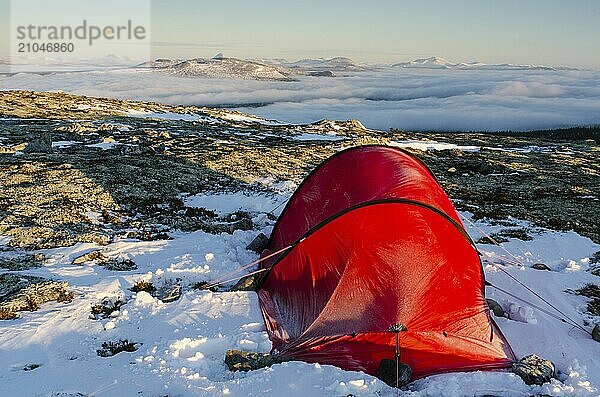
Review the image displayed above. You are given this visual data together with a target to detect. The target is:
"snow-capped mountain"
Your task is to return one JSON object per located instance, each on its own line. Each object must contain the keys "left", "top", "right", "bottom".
{"left": 393, "top": 56, "right": 563, "bottom": 71}
{"left": 137, "top": 57, "right": 296, "bottom": 81}
{"left": 136, "top": 56, "right": 367, "bottom": 81}
{"left": 392, "top": 56, "right": 455, "bottom": 69}
{"left": 282, "top": 57, "right": 367, "bottom": 72}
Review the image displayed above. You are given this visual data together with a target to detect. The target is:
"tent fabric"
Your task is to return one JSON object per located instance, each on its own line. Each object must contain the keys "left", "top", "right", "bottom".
{"left": 257, "top": 145, "right": 515, "bottom": 380}
{"left": 265, "top": 145, "right": 462, "bottom": 255}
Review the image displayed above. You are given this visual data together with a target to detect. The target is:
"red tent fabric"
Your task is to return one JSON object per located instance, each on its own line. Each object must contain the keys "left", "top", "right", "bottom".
{"left": 257, "top": 145, "right": 515, "bottom": 380}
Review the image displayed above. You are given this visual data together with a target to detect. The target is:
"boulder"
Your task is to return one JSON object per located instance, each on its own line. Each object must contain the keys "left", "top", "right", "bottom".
{"left": 246, "top": 233, "right": 269, "bottom": 254}
{"left": 486, "top": 298, "right": 505, "bottom": 317}
{"left": 592, "top": 324, "right": 600, "bottom": 343}
{"left": 532, "top": 263, "right": 551, "bottom": 271}
{"left": 376, "top": 359, "right": 412, "bottom": 388}
{"left": 224, "top": 350, "right": 281, "bottom": 372}
{"left": 511, "top": 354, "right": 555, "bottom": 385}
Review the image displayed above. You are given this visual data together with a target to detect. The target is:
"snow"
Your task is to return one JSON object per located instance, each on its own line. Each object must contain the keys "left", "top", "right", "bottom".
{"left": 292, "top": 132, "right": 346, "bottom": 141}
{"left": 182, "top": 192, "right": 285, "bottom": 217}
{"left": 390, "top": 139, "right": 480, "bottom": 152}
{"left": 51, "top": 140, "right": 79, "bottom": 149}
{"left": 86, "top": 138, "right": 121, "bottom": 150}
{"left": 128, "top": 109, "right": 284, "bottom": 126}
{"left": 1, "top": 194, "right": 599, "bottom": 395}
{"left": 128, "top": 110, "right": 207, "bottom": 122}
{"left": 390, "top": 140, "right": 572, "bottom": 155}
{"left": 218, "top": 112, "right": 284, "bottom": 126}
{"left": 392, "top": 56, "right": 560, "bottom": 71}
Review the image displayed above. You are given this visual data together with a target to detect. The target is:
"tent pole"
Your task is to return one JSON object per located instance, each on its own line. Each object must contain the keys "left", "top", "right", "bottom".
{"left": 388, "top": 323, "right": 407, "bottom": 393}
{"left": 395, "top": 331, "right": 400, "bottom": 393}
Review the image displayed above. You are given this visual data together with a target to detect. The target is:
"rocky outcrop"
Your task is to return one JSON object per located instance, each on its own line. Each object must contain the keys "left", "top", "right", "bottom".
{"left": 0, "top": 274, "right": 73, "bottom": 319}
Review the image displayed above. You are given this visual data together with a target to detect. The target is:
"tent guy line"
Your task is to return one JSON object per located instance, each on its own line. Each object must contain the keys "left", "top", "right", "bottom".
{"left": 460, "top": 213, "right": 593, "bottom": 337}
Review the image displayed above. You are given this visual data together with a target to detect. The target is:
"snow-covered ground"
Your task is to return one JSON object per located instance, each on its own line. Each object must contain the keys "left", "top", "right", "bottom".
{"left": 1, "top": 187, "right": 599, "bottom": 396}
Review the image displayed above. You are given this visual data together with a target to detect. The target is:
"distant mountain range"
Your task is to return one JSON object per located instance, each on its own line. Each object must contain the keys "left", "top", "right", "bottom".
{"left": 132, "top": 55, "right": 575, "bottom": 81}
{"left": 277, "top": 57, "right": 368, "bottom": 72}
{"left": 4, "top": 54, "right": 578, "bottom": 77}
{"left": 391, "top": 56, "right": 574, "bottom": 71}
{"left": 136, "top": 55, "right": 371, "bottom": 81}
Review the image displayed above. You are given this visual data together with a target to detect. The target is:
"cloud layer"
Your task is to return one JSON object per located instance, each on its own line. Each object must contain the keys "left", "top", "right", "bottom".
{"left": 2, "top": 67, "right": 600, "bottom": 131}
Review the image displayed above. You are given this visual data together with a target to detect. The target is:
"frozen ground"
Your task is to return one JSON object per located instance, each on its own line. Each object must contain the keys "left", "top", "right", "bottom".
{"left": 0, "top": 188, "right": 599, "bottom": 397}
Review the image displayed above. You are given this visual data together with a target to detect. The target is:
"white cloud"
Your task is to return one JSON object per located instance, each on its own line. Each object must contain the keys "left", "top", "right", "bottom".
{"left": 2, "top": 67, "right": 600, "bottom": 131}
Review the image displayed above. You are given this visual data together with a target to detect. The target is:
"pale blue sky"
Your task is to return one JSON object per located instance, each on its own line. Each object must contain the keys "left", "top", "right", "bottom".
{"left": 149, "top": 0, "right": 600, "bottom": 67}
{"left": 2, "top": 0, "right": 600, "bottom": 68}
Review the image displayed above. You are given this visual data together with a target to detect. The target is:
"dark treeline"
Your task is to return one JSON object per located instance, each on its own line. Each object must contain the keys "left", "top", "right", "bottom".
{"left": 489, "top": 126, "right": 600, "bottom": 143}
{"left": 393, "top": 126, "right": 600, "bottom": 143}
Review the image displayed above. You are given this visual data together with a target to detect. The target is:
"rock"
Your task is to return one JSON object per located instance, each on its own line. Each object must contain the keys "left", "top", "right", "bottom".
{"left": 477, "top": 161, "right": 496, "bottom": 175}
{"left": 532, "top": 263, "right": 551, "bottom": 271}
{"left": 486, "top": 298, "right": 505, "bottom": 317}
{"left": 96, "top": 339, "right": 139, "bottom": 357}
{"left": 246, "top": 233, "right": 269, "bottom": 253}
{"left": 574, "top": 284, "right": 600, "bottom": 316}
{"left": 156, "top": 283, "right": 182, "bottom": 303}
{"left": 103, "top": 258, "right": 137, "bottom": 271}
{"left": 72, "top": 250, "right": 137, "bottom": 271}
{"left": 447, "top": 167, "right": 457, "bottom": 173}
{"left": 376, "top": 359, "right": 412, "bottom": 387}
{"left": 592, "top": 324, "right": 600, "bottom": 342}
{"left": 498, "top": 228, "right": 533, "bottom": 241}
{"left": 224, "top": 350, "right": 281, "bottom": 372}
{"left": 23, "top": 131, "right": 52, "bottom": 153}
{"left": 307, "top": 70, "right": 335, "bottom": 77}
{"left": 511, "top": 354, "right": 555, "bottom": 385}
{"left": 128, "top": 229, "right": 172, "bottom": 241}
{"left": 90, "top": 299, "right": 124, "bottom": 320}
{"left": 72, "top": 250, "right": 108, "bottom": 265}
{"left": 229, "top": 274, "right": 261, "bottom": 292}
{"left": 0, "top": 277, "right": 73, "bottom": 320}
{"left": 0, "top": 274, "right": 45, "bottom": 300}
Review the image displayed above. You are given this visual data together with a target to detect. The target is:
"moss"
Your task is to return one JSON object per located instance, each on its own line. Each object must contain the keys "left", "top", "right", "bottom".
{"left": 0, "top": 306, "right": 18, "bottom": 320}
{"left": 130, "top": 280, "right": 156, "bottom": 293}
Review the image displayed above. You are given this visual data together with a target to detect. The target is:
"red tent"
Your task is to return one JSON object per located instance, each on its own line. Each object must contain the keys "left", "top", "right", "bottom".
{"left": 257, "top": 145, "right": 515, "bottom": 380}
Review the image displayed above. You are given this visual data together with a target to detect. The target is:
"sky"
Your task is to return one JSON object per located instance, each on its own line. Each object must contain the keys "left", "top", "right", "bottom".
{"left": 148, "top": 0, "right": 600, "bottom": 68}
{"left": 1, "top": 0, "right": 599, "bottom": 68}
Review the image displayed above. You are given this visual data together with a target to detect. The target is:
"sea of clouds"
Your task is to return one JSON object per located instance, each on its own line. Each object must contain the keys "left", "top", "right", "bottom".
{"left": 2, "top": 66, "right": 600, "bottom": 131}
